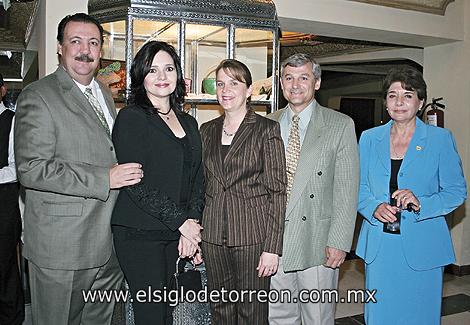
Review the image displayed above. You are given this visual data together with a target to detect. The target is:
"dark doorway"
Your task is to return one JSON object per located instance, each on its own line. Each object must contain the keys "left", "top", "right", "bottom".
{"left": 339, "top": 98, "right": 375, "bottom": 140}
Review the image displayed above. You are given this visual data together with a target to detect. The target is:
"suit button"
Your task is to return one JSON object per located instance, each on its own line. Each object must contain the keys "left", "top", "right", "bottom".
{"left": 302, "top": 216, "right": 307, "bottom": 221}
{"left": 317, "top": 171, "right": 322, "bottom": 176}
{"left": 310, "top": 194, "right": 314, "bottom": 198}
{"left": 110, "top": 146, "right": 114, "bottom": 151}
{"left": 399, "top": 172, "right": 403, "bottom": 177}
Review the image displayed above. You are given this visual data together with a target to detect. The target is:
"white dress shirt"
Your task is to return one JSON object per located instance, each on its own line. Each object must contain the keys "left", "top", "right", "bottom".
{"left": 0, "top": 101, "right": 17, "bottom": 184}
{"left": 73, "top": 78, "right": 114, "bottom": 131}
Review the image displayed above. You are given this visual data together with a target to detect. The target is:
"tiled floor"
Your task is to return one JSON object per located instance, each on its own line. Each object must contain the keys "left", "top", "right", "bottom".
{"left": 335, "top": 259, "right": 470, "bottom": 324}
{"left": 22, "top": 259, "right": 470, "bottom": 324}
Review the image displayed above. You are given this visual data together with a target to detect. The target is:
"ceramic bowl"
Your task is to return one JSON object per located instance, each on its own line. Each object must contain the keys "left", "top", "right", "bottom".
{"left": 202, "top": 78, "right": 217, "bottom": 95}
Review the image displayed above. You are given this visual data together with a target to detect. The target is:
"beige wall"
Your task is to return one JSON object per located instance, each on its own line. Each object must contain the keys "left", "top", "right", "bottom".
{"left": 39, "top": 0, "right": 470, "bottom": 265}
{"left": 275, "top": 0, "right": 464, "bottom": 46}
{"left": 423, "top": 1, "right": 470, "bottom": 266}
{"left": 37, "top": 0, "right": 87, "bottom": 76}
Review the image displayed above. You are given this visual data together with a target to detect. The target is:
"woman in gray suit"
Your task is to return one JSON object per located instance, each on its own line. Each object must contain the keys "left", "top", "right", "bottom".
{"left": 200, "top": 59, "right": 287, "bottom": 325}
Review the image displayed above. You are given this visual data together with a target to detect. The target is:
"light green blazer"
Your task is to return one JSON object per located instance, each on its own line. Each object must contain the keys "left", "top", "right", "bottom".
{"left": 268, "top": 104, "right": 359, "bottom": 272}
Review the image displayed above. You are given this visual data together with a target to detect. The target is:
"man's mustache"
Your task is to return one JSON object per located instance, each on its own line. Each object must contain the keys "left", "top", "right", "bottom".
{"left": 74, "top": 54, "right": 94, "bottom": 62}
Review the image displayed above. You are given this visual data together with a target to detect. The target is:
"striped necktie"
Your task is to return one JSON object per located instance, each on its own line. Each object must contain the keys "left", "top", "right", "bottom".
{"left": 286, "top": 115, "right": 301, "bottom": 200}
{"left": 84, "top": 88, "right": 110, "bottom": 136}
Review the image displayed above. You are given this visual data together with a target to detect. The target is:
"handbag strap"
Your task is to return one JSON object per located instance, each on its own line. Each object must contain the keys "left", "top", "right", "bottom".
{"left": 175, "top": 257, "right": 199, "bottom": 276}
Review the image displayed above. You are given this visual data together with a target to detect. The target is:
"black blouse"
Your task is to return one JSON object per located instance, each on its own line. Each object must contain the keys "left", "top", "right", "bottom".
{"left": 390, "top": 159, "right": 403, "bottom": 194}
{"left": 111, "top": 105, "right": 204, "bottom": 240}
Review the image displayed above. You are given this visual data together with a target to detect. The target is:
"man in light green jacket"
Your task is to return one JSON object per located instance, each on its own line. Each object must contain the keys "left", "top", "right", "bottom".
{"left": 268, "top": 53, "right": 359, "bottom": 325}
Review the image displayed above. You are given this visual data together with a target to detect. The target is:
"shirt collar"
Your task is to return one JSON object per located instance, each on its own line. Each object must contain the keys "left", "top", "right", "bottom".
{"left": 73, "top": 78, "right": 97, "bottom": 95}
{"left": 0, "top": 101, "right": 9, "bottom": 115}
{"left": 286, "top": 99, "right": 316, "bottom": 128}
{"left": 0, "top": 101, "right": 5, "bottom": 114}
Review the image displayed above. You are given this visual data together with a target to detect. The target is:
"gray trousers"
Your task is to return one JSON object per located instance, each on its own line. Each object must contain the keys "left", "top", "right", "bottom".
{"left": 269, "top": 258, "right": 339, "bottom": 325}
{"left": 28, "top": 250, "right": 123, "bottom": 325}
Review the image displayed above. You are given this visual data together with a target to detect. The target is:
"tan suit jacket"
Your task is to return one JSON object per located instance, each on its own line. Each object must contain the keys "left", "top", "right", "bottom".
{"left": 268, "top": 104, "right": 359, "bottom": 272}
{"left": 200, "top": 110, "right": 287, "bottom": 254}
{"left": 14, "top": 67, "right": 118, "bottom": 270}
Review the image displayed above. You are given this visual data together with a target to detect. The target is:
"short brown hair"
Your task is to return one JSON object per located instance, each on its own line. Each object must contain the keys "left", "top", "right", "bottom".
{"left": 215, "top": 59, "right": 253, "bottom": 105}
{"left": 57, "top": 13, "right": 104, "bottom": 45}
{"left": 215, "top": 59, "right": 253, "bottom": 88}
{"left": 383, "top": 68, "right": 427, "bottom": 108}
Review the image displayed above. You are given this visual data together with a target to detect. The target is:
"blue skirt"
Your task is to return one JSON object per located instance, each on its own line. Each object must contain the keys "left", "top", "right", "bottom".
{"left": 364, "top": 232, "right": 443, "bottom": 325}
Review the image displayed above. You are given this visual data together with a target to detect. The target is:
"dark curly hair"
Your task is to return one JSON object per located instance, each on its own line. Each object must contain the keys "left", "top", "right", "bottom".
{"left": 383, "top": 68, "right": 427, "bottom": 109}
{"left": 129, "top": 41, "right": 186, "bottom": 115}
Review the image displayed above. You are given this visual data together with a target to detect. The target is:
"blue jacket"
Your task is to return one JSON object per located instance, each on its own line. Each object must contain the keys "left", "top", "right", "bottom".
{"left": 356, "top": 118, "right": 467, "bottom": 270}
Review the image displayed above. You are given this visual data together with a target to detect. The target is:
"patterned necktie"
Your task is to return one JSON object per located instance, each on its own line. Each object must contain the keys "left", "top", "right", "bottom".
{"left": 286, "top": 115, "right": 301, "bottom": 200}
{"left": 84, "top": 88, "right": 110, "bottom": 136}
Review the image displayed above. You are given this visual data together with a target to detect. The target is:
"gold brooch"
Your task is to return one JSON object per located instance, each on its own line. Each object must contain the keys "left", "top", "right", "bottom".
{"left": 416, "top": 146, "right": 422, "bottom": 151}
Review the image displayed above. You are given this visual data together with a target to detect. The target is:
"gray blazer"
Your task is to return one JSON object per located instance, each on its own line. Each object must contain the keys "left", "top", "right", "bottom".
{"left": 268, "top": 104, "right": 359, "bottom": 272}
{"left": 14, "top": 67, "right": 118, "bottom": 270}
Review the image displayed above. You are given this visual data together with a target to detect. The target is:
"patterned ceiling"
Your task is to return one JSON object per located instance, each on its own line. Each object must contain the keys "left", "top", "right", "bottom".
{"left": 350, "top": 0, "right": 454, "bottom": 15}
{"left": 0, "top": 0, "right": 456, "bottom": 80}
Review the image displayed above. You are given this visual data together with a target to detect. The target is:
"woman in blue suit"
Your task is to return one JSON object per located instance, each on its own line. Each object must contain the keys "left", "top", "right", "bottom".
{"left": 356, "top": 68, "right": 466, "bottom": 325}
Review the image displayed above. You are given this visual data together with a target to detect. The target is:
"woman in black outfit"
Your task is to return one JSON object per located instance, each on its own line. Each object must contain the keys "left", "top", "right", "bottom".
{"left": 111, "top": 41, "right": 204, "bottom": 325}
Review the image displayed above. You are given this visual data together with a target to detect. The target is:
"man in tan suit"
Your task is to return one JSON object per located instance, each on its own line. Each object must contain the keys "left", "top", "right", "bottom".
{"left": 268, "top": 53, "right": 359, "bottom": 325}
{"left": 14, "top": 13, "right": 142, "bottom": 325}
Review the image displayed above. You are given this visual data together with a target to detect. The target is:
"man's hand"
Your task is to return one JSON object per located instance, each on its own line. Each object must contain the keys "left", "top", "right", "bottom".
{"left": 257, "top": 252, "right": 279, "bottom": 277}
{"left": 324, "top": 246, "right": 346, "bottom": 269}
{"left": 109, "top": 163, "right": 143, "bottom": 189}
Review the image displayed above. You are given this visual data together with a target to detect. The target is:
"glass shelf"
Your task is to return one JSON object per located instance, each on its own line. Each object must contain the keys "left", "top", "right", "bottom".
{"left": 90, "top": 0, "right": 280, "bottom": 123}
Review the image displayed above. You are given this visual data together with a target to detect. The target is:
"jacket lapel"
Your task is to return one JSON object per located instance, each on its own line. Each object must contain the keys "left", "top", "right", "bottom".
{"left": 401, "top": 118, "right": 427, "bottom": 171}
{"left": 376, "top": 118, "right": 427, "bottom": 174}
{"left": 286, "top": 104, "right": 326, "bottom": 216}
{"left": 224, "top": 110, "right": 256, "bottom": 164}
{"left": 147, "top": 112, "right": 185, "bottom": 145}
{"left": 55, "top": 67, "right": 113, "bottom": 139}
{"left": 204, "top": 116, "right": 226, "bottom": 185}
{"left": 268, "top": 109, "right": 285, "bottom": 122}
{"left": 179, "top": 114, "right": 201, "bottom": 159}
{"left": 97, "top": 79, "right": 117, "bottom": 120}
{"left": 375, "top": 120, "right": 392, "bottom": 172}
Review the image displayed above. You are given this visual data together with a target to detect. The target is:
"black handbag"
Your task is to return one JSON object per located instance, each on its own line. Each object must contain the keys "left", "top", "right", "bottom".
{"left": 172, "top": 261, "right": 211, "bottom": 325}
{"left": 170, "top": 257, "right": 203, "bottom": 295}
